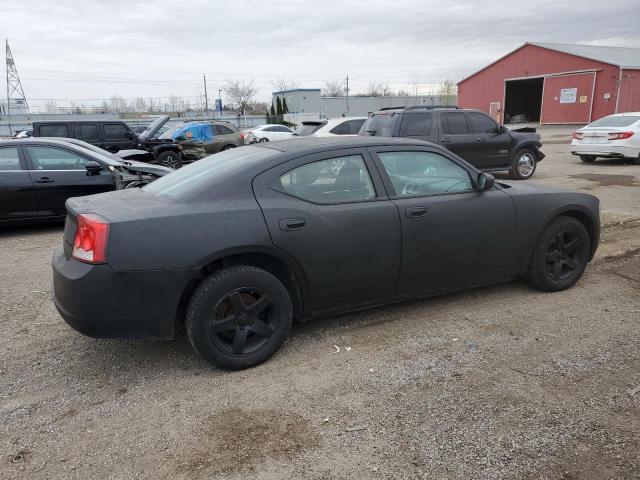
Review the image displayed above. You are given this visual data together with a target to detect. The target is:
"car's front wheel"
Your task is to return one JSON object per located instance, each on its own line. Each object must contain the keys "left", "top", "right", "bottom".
{"left": 525, "top": 216, "right": 590, "bottom": 292}
{"left": 259, "top": 137, "right": 269, "bottom": 143}
{"left": 156, "top": 151, "right": 183, "bottom": 169}
{"left": 186, "top": 266, "right": 293, "bottom": 370}
{"left": 579, "top": 155, "right": 597, "bottom": 163}
{"left": 509, "top": 149, "right": 537, "bottom": 180}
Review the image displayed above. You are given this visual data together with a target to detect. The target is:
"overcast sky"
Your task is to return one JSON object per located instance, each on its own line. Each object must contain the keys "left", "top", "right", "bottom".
{"left": 3, "top": 0, "right": 640, "bottom": 110}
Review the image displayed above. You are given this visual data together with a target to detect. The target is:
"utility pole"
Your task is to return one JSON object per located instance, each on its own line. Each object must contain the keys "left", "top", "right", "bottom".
{"left": 345, "top": 75, "right": 350, "bottom": 116}
{"left": 203, "top": 74, "right": 209, "bottom": 114}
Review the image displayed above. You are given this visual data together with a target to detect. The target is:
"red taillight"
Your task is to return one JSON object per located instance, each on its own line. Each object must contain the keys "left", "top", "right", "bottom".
{"left": 572, "top": 132, "right": 583, "bottom": 140}
{"left": 72, "top": 214, "right": 110, "bottom": 264}
{"left": 239, "top": 133, "right": 245, "bottom": 140}
{"left": 607, "top": 131, "right": 634, "bottom": 140}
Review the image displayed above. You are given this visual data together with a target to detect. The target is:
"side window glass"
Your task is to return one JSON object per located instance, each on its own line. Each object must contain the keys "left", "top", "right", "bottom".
{"left": 216, "top": 125, "right": 233, "bottom": 135}
{"left": 346, "top": 119, "right": 366, "bottom": 134}
{"left": 378, "top": 151, "right": 472, "bottom": 196}
{"left": 0, "top": 147, "right": 22, "bottom": 171}
{"left": 329, "top": 122, "right": 347, "bottom": 135}
{"left": 39, "top": 124, "right": 69, "bottom": 137}
{"left": 277, "top": 126, "right": 292, "bottom": 133}
{"left": 103, "top": 124, "right": 129, "bottom": 140}
{"left": 26, "top": 146, "right": 88, "bottom": 170}
{"left": 75, "top": 124, "right": 99, "bottom": 141}
{"left": 441, "top": 112, "right": 469, "bottom": 135}
{"left": 399, "top": 113, "right": 433, "bottom": 136}
{"left": 277, "top": 155, "right": 375, "bottom": 203}
{"left": 467, "top": 112, "right": 498, "bottom": 134}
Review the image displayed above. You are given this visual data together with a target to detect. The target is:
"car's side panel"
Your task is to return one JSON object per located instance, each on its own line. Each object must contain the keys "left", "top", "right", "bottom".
{"left": 0, "top": 145, "right": 38, "bottom": 221}
{"left": 253, "top": 148, "right": 402, "bottom": 311}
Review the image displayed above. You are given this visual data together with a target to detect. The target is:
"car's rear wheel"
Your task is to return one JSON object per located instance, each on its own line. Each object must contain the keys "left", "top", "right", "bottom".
{"left": 221, "top": 144, "right": 236, "bottom": 151}
{"left": 156, "top": 151, "right": 183, "bottom": 169}
{"left": 259, "top": 137, "right": 269, "bottom": 143}
{"left": 509, "top": 149, "right": 537, "bottom": 180}
{"left": 579, "top": 155, "right": 597, "bottom": 163}
{"left": 525, "top": 216, "right": 590, "bottom": 292}
{"left": 186, "top": 266, "right": 293, "bottom": 370}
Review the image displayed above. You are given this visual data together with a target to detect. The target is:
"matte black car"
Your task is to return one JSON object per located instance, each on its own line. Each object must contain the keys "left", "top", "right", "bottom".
{"left": 0, "top": 138, "right": 169, "bottom": 224}
{"left": 52, "top": 137, "right": 599, "bottom": 370}
{"left": 359, "top": 106, "right": 545, "bottom": 180}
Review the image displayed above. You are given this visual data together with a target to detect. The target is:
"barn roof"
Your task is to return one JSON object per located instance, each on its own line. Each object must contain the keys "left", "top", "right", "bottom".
{"left": 459, "top": 42, "right": 640, "bottom": 85}
{"left": 530, "top": 43, "right": 640, "bottom": 69}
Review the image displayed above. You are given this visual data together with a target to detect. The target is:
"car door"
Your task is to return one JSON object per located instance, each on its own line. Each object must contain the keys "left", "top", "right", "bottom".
{"left": 23, "top": 145, "right": 115, "bottom": 217}
{"left": 369, "top": 146, "right": 516, "bottom": 298}
{"left": 101, "top": 123, "right": 135, "bottom": 152}
{"left": 73, "top": 123, "right": 101, "bottom": 147}
{"left": 398, "top": 112, "right": 435, "bottom": 142}
{"left": 438, "top": 111, "right": 480, "bottom": 165}
{"left": 0, "top": 145, "right": 38, "bottom": 221}
{"left": 466, "top": 112, "right": 512, "bottom": 169}
{"left": 253, "top": 148, "right": 401, "bottom": 312}
{"left": 209, "top": 125, "right": 234, "bottom": 152}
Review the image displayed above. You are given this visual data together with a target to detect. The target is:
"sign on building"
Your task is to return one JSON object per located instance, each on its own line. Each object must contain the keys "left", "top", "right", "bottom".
{"left": 559, "top": 88, "right": 577, "bottom": 104}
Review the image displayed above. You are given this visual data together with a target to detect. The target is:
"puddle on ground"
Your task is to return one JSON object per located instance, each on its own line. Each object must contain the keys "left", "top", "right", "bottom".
{"left": 571, "top": 173, "right": 639, "bottom": 188}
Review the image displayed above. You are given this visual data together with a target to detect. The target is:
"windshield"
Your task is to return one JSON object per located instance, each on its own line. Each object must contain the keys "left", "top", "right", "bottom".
{"left": 360, "top": 113, "right": 397, "bottom": 136}
{"left": 587, "top": 115, "right": 640, "bottom": 128}
{"left": 293, "top": 122, "right": 325, "bottom": 136}
{"left": 143, "top": 146, "right": 278, "bottom": 200}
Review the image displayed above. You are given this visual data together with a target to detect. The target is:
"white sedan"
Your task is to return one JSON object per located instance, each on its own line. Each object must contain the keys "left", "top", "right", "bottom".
{"left": 292, "top": 117, "right": 367, "bottom": 137}
{"left": 570, "top": 112, "right": 640, "bottom": 164}
{"left": 244, "top": 124, "right": 294, "bottom": 144}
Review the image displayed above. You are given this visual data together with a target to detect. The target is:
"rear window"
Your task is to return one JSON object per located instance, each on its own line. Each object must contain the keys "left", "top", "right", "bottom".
{"left": 293, "top": 122, "right": 325, "bottom": 136}
{"left": 588, "top": 115, "right": 640, "bottom": 128}
{"left": 144, "top": 147, "right": 278, "bottom": 201}
{"left": 75, "top": 124, "right": 100, "bottom": 141}
{"left": 440, "top": 112, "right": 469, "bottom": 134}
{"left": 399, "top": 112, "right": 433, "bottom": 136}
{"left": 360, "top": 113, "right": 397, "bottom": 136}
{"left": 39, "top": 124, "right": 69, "bottom": 137}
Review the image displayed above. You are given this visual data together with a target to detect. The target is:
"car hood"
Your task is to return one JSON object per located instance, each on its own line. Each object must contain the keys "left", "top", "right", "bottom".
{"left": 510, "top": 130, "right": 541, "bottom": 142}
{"left": 138, "top": 115, "right": 170, "bottom": 140}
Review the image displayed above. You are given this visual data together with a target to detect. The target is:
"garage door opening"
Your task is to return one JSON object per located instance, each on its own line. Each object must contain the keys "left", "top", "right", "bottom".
{"left": 504, "top": 77, "right": 543, "bottom": 124}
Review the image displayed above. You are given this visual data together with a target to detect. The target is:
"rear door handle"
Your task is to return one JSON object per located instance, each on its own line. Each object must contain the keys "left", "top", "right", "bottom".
{"left": 279, "top": 218, "right": 306, "bottom": 231}
{"left": 35, "top": 177, "right": 54, "bottom": 184}
{"left": 405, "top": 206, "right": 428, "bottom": 218}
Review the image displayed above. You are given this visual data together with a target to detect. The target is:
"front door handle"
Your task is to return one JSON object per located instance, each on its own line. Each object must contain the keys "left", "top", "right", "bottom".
{"left": 440, "top": 138, "right": 450, "bottom": 143}
{"left": 476, "top": 137, "right": 485, "bottom": 142}
{"left": 35, "top": 177, "right": 54, "bottom": 184}
{"left": 405, "top": 206, "right": 428, "bottom": 218}
{"left": 279, "top": 218, "right": 306, "bottom": 231}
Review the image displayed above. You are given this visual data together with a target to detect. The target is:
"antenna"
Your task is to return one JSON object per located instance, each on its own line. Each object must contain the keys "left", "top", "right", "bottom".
{"left": 5, "top": 39, "right": 30, "bottom": 134}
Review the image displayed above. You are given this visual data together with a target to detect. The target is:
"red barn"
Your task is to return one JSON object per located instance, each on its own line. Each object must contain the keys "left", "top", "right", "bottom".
{"left": 458, "top": 43, "right": 640, "bottom": 125}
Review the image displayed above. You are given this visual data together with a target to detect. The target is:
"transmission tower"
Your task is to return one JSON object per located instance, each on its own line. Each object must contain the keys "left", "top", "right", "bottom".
{"left": 5, "top": 39, "right": 30, "bottom": 133}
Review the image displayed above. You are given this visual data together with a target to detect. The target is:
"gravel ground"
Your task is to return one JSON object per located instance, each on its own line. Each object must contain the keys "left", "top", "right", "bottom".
{"left": 1, "top": 141, "right": 639, "bottom": 480}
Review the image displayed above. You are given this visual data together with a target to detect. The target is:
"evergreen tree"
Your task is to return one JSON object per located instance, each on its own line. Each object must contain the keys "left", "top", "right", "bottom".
{"left": 270, "top": 103, "right": 276, "bottom": 124}
{"left": 282, "top": 97, "right": 289, "bottom": 114}
{"left": 266, "top": 110, "right": 271, "bottom": 124}
{"left": 276, "top": 97, "right": 283, "bottom": 121}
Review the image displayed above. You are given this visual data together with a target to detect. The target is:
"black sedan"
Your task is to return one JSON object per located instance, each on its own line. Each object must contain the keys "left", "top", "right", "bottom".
{"left": 0, "top": 138, "right": 170, "bottom": 224}
{"left": 52, "top": 137, "right": 600, "bottom": 370}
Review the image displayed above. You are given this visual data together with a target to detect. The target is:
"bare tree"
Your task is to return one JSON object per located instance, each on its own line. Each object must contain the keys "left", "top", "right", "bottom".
{"left": 322, "top": 79, "right": 345, "bottom": 97}
{"left": 44, "top": 99, "right": 58, "bottom": 114}
{"left": 110, "top": 95, "right": 127, "bottom": 113}
{"left": 167, "top": 95, "right": 181, "bottom": 112}
{"left": 366, "top": 82, "right": 392, "bottom": 97}
{"left": 223, "top": 79, "right": 258, "bottom": 114}
{"left": 396, "top": 88, "right": 411, "bottom": 97}
{"left": 408, "top": 70, "right": 421, "bottom": 96}
{"left": 133, "top": 97, "right": 147, "bottom": 112}
{"left": 438, "top": 79, "right": 457, "bottom": 97}
{"left": 271, "top": 78, "right": 298, "bottom": 93}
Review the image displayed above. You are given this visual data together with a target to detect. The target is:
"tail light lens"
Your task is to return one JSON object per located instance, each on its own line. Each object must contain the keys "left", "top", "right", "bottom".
{"left": 571, "top": 132, "right": 583, "bottom": 140}
{"left": 239, "top": 133, "right": 245, "bottom": 141}
{"left": 72, "top": 214, "right": 110, "bottom": 264}
{"left": 607, "top": 131, "right": 634, "bottom": 140}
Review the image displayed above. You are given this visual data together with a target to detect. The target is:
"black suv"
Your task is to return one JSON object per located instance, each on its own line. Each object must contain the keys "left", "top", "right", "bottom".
{"left": 32, "top": 116, "right": 184, "bottom": 168}
{"left": 359, "top": 106, "right": 544, "bottom": 179}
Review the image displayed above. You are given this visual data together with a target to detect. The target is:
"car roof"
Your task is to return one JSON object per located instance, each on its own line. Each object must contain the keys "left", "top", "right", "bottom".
{"left": 257, "top": 135, "right": 433, "bottom": 153}
{"left": 0, "top": 137, "right": 122, "bottom": 166}
{"left": 32, "top": 119, "right": 125, "bottom": 124}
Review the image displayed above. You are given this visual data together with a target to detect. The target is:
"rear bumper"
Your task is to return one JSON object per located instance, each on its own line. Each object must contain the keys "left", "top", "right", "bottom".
{"left": 52, "top": 246, "right": 200, "bottom": 339}
{"left": 570, "top": 142, "right": 640, "bottom": 158}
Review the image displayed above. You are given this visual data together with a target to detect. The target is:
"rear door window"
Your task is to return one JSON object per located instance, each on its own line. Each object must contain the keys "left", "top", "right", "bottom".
{"left": 75, "top": 124, "right": 100, "bottom": 141}
{"left": 467, "top": 112, "right": 498, "bottom": 134}
{"left": 441, "top": 112, "right": 469, "bottom": 134}
{"left": 39, "top": 124, "right": 69, "bottom": 137}
{"left": 0, "top": 146, "right": 22, "bottom": 170}
{"left": 103, "top": 124, "right": 130, "bottom": 140}
{"left": 214, "top": 125, "right": 234, "bottom": 135}
{"left": 399, "top": 113, "right": 433, "bottom": 136}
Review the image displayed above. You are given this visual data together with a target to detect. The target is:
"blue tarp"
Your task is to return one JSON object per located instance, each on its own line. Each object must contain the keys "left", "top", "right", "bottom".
{"left": 170, "top": 123, "right": 214, "bottom": 143}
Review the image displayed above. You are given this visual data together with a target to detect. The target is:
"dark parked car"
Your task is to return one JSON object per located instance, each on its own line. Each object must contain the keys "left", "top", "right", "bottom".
{"left": 32, "top": 117, "right": 184, "bottom": 169}
{"left": 53, "top": 137, "right": 599, "bottom": 370}
{"left": 158, "top": 120, "right": 245, "bottom": 161}
{"left": 0, "top": 138, "right": 169, "bottom": 224}
{"left": 359, "top": 106, "right": 545, "bottom": 180}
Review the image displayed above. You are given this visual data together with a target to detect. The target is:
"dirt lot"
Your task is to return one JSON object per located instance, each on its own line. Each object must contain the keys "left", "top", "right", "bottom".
{"left": 1, "top": 140, "right": 639, "bottom": 480}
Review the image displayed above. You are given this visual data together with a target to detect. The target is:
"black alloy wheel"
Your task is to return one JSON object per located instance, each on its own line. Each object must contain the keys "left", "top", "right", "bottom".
{"left": 544, "top": 231, "right": 583, "bottom": 281}
{"left": 156, "top": 151, "right": 183, "bottom": 169}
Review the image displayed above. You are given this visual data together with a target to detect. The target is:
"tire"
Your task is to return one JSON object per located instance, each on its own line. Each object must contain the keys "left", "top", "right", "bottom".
{"left": 259, "top": 137, "right": 269, "bottom": 143}
{"left": 221, "top": 144, "right": 236, "bottom": 151}
{"left": 579, "top": 155, "right": 597, "bottom": 163}
{"left": 509, "top": 148, "right": 537, "bottom": 180}
{"left": 186, "top": 266, "right": 293, "bottom": 370}
{"left": 633, "top": 156, "right": 640, "bottom": 165}
{"left": 525, "top": 216, "right": 591, "bottom": 292}
{"left": 156, "top": 151, "right": 183, "bottom": 169}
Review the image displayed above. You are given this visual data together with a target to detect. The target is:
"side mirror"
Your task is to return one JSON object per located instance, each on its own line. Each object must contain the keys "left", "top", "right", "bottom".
{"left": 125, "top": 131, "right": 134, "bottom": 140}
{"left": 85, "top": 161, "right": 103, "bottom": 175}
{"left": 477, "top": 172, "right": 495, "bottom": 191}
